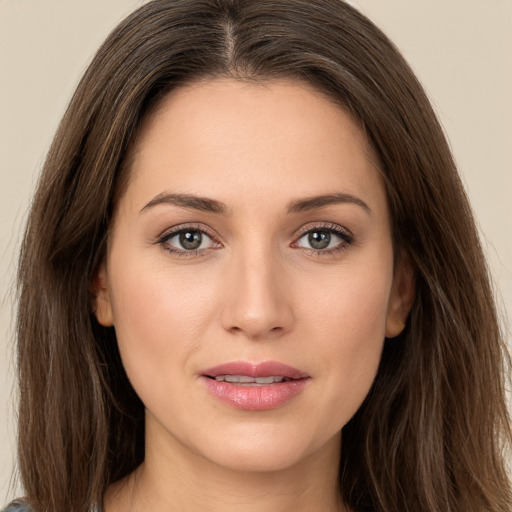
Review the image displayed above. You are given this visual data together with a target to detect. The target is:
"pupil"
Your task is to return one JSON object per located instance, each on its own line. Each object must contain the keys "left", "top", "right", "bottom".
{"left": 309, "top": 231, "right": 330, "bottom": 250}
{"left": 179, "top": 231, "right": 202, "bottom": 250}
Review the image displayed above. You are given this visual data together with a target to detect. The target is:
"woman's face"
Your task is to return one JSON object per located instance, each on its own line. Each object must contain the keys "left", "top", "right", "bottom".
{"left": 95, "top": 79, "right": 413, "bottom": 474}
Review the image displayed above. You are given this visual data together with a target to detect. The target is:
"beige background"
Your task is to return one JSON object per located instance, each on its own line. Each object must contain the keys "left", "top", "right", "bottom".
{"left": 1, "top": 0, "right": 511, "bottom": 502}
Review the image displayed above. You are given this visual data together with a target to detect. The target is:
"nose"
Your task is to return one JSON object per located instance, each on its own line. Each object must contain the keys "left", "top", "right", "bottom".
{"left": 220, "top": 247, "right": 295, "bottom": 340}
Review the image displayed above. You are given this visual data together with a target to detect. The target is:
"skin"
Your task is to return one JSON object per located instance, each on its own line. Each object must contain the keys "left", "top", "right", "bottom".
{"left": 94, "top": 79, "right": 414, "bottom": 512}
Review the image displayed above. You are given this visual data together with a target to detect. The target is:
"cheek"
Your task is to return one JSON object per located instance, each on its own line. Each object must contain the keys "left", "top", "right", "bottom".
{"left": 302, "top": 253, "right": 393, "bottom": 347}
{"left": 107, "top": 255, "right": 219, "bottom": 392}
{"left": 299, "top": 258, "right": 393, "bottom": 424}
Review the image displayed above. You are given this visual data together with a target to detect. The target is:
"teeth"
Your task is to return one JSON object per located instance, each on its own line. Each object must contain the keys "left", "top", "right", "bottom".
{"left": 256, "top": 376, "right": 279, "bottom": 384}
{"left": 214, "top": 375, "right": 286, "bottom": 384}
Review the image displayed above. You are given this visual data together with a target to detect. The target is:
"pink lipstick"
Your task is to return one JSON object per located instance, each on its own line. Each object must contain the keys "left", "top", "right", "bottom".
{"left": 201, "top": 361, "right": 310, "bottom": 410}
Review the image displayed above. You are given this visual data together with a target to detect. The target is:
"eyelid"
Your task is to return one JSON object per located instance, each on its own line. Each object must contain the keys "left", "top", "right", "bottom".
{"left": 291, "top": 222, "right": 354, "bottom": 255}
{"left": 156, "top": 223, "right": 219, "bottom": 242}
{"left": 156, "top": 223, "right": 222, "bottom": 256}
{"left": 154, "top": 221, "right": 353, "bottom": 258}
{"left": 293, "top": 221, "right": 353, "bottom": 240}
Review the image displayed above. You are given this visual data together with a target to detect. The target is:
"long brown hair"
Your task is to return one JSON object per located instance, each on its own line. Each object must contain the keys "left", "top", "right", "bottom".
{"left": 14, "top": 1, "right": 511, "bottom": 511}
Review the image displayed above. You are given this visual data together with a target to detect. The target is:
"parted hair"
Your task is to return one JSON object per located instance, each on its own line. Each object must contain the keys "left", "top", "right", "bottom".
{"left": 14, "top": 1, "right": 511, "bottom": 511}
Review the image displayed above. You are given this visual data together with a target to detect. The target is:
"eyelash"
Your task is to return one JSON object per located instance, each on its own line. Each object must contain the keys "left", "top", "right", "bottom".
{"left": 292, "top": 222, "right": 354, "bottom": 256}
{"left": 156, "top": 223, "right": 219, "bottom": 258}
{"left": 156, "top": 222, "right": 354, "bottom": 258}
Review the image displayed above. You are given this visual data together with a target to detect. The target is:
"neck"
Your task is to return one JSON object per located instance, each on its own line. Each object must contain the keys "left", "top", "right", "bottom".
{"left": 105, "top": 421, "right": 346, "bottom": 512}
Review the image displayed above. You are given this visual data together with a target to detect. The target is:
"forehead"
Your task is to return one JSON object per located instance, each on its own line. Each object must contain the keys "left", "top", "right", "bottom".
{"left": 122, "top": 78, "right": 385, "bottom": 214}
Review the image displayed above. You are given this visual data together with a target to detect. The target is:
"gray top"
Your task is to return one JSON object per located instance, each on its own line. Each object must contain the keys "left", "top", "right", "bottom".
{"left": 1, "top": 503, "right": 31, "bottom": 512}
{"left": 2, "top": 502, "right": 100, "bottom": 512}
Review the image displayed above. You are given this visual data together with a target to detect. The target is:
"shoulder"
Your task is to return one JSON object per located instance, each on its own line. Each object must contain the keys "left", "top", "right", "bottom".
{"left": 1, "top": 502, "right": 100, "bottom": 512}
{"left": 1, "top": 502, "right": 33, "bottom": 512}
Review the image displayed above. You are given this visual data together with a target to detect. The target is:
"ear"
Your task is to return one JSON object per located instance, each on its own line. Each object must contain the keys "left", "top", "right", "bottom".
{"left": 385, "top": 254, "right": 415, "bottom": 338}
{"left": 91, "top": 264, "right": 114, "bottom": 327}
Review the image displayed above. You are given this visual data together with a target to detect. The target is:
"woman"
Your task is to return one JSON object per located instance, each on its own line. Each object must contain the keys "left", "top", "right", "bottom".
{"left": 4, "top": 0, "right": 511, "bottom": 511}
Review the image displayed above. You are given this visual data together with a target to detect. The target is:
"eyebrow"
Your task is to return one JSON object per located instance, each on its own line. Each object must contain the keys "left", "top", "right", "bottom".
{"left": 140, "top": 192, "right": 228, "bottom": 215}
{"left": 287, "top": 193, "right": 371, "bottom": 215}
{"left": 140, "top": 191, "right": 371, "bottom": 216}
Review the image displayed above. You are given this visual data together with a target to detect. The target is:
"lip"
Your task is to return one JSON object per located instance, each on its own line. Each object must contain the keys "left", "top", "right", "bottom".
{"left": 203, "top": 361, "right": 309, "bottom": 380}
{"left": 200, "top": 361, "right": 310, "bottom": 411}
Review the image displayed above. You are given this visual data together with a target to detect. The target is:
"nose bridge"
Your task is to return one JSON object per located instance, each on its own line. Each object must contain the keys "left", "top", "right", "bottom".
{"left": 221, "top": 240, "right": 294, "bottom": 339}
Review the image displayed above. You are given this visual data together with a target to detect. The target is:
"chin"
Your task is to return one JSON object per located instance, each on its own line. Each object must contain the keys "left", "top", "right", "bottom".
{"left": 191, "top": 422, "right": 341, "bottom": 474}
{"left": 205, "top": 443, "right": 310, "bottom": 473}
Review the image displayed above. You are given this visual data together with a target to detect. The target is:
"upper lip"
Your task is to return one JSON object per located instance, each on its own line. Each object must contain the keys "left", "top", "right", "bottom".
{"left": 202, "top": 361, "right": 309, "bottom": 380}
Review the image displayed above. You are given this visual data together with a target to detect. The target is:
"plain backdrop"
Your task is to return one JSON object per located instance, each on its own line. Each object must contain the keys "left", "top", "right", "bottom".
{"left": 1, "top": 0, "right": 511, "bottom": 502}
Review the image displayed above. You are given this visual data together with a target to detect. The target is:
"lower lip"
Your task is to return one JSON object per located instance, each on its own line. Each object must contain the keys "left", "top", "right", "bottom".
{"left": 201, "top": 377, "right": 309, "bottom": 411}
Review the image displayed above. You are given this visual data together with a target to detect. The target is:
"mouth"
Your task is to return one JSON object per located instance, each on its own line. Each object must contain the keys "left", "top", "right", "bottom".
{"left": 202, "top": 360, "right": 309, "bottom": 380}
{"left": 209, "top": 375, "right": 294, "bottom": 385}
{"left": 201, "top": 361, "right": 310, "bottom": 410}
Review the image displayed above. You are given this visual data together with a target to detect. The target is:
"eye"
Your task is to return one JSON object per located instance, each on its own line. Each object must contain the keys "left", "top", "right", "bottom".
{"left": 158, "top": 226, "right": 219, "bottom": 254}
{"left": 293, "top": 225, "right": 353, "bottom": 253}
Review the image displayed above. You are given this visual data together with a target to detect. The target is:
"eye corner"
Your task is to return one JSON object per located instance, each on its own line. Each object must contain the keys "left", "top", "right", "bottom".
{"left": 156, "top": 223, "right": 222, "bottom": 257}
{"left": 292, "top": 222, "right": 354, "bottom": 256}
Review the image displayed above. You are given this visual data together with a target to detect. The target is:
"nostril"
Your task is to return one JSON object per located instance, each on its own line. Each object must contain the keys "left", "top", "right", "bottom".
{"left": 220, "top": 292, "right": 295, "bottom": 338}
